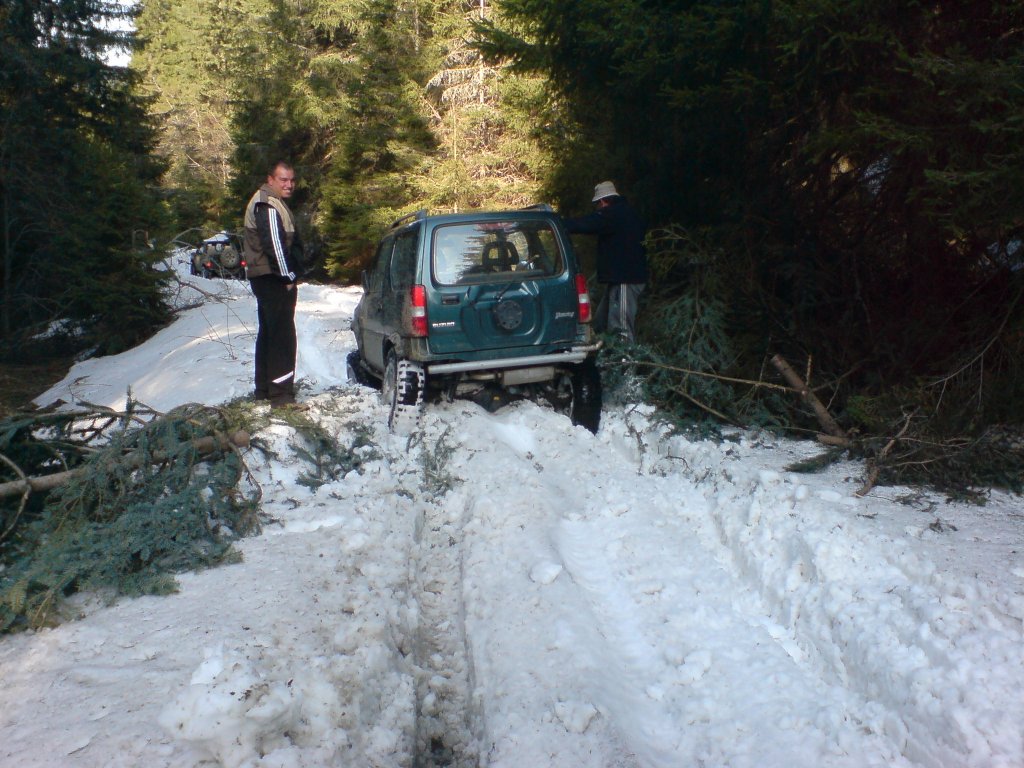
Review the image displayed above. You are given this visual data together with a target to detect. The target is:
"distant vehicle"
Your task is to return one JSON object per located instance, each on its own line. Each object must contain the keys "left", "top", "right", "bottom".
{"left": 348, "top": 206, "right": 603, "bottom": 431}
{"left": 189, "top": 232, "right": 246, "bottom": 280}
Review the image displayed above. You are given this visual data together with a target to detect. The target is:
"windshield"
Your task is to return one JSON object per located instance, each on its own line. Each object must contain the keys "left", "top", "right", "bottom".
{"left": 432, "top": 220, "right": 565, "bottom": 285}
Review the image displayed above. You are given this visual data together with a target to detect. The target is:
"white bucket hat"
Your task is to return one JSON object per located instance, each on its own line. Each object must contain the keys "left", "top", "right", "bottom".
{"left": 592, "top": 180, "right": 619, "bottom": 202}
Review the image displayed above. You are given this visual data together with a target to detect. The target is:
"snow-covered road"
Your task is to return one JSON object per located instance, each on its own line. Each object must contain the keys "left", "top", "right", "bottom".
{"left": 2, "top": 272, "right": 1021, "bottom": 767}
{"left": 387, "top": 398, "right": 1019, "bottom": 767}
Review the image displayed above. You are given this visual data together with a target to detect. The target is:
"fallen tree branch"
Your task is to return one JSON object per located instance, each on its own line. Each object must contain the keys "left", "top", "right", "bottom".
{"left": 1, "top": 400, "right": 263, "bottom": 633}
{"left": 0, "top": 430, "right": 250, "bottom": 499}
{"left": 0, "top": 467, "right": 80, "bottom": 500}
{"left": 665, "top": 385, "right": 741, "bottom": 427}
{"left": 623, "top": 359, "right": 796, "bottom": 394}
{"left": 770, "top": 354, "right": 847, "bottom": 440}
{"left": 856, "top": 409, "right": 918, "bottom": 497}
{"left": 0, "top": 453, "right": 32, "bottom": 543}
{"left": 817, "top": 434, "right": 853, "bottom": 448}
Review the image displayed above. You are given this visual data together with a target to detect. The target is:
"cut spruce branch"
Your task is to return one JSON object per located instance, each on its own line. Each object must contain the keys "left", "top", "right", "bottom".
{"left": 1, "top": 401, "right": 263, "bottom": 633}
{"left": 769, "top": 354, "right": 849, "bottom": 442}
{"left": 0, "top": 431, "right": 251, "bottom": 500}
{"left": 856, "top": 409, "right": 919, "bottom": 497}
{"left": 615, "top": 354, "right": 851, "bottom": 438}
{"left": 665, "top": 384, "right": 740, "bottom": 427}
{"left": 622, "top": 359, "right": 796, "bottom": 394}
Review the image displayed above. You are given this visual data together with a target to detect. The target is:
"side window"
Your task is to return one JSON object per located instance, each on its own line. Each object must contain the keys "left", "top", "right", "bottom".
{"left": 368, "top": 237, "right": 393, "bottom": 292}
{"left": 390, "top": 228, "right": 420, "bottom": 291}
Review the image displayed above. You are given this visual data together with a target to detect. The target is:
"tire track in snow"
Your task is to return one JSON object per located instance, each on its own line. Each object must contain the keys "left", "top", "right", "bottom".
{"left": 399, "top": 420, "right": 480, "bottom": 768}
{"left": 678, "top": 438, "right": 1024, "bottom": 767}
{"left": 444, "top": 402, "right": 913, "bottom": 767}
{"left": 552, "top": 490, "right": 908, "bottom": 767}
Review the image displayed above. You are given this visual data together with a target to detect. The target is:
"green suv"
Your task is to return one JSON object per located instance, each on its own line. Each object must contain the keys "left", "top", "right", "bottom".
{"left": 348, "top": 206, "right": 602, "bottom": 431}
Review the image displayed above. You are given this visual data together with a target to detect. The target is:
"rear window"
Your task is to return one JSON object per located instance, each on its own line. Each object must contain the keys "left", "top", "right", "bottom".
{"left": 432, "top": 220, "right": 565, "bottom": 285}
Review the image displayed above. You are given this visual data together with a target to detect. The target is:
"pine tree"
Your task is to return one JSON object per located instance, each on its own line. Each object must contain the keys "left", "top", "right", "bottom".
{"left": 133, "top": 0, "right": 239, "bottom": 225}
{"left": 479, "top": 1, "right": 1024, "bottom": 405}
{"left": 420, "top": 0, "right": 547, "bottom": 210}
{"left": 1, "top": 0, "right": 169, "bottom": 354}
{"left": 316, "top": 0, "right": 438, "bottom": 279}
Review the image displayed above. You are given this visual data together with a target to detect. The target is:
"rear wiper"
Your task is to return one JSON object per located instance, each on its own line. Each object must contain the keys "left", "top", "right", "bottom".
{"left": 494, "top": 279, "right": 520, "bottom": 302}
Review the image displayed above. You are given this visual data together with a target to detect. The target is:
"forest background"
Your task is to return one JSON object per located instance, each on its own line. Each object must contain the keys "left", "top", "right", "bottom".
{"left": 2, "top": 0, "right": 1023, "bottom": 493}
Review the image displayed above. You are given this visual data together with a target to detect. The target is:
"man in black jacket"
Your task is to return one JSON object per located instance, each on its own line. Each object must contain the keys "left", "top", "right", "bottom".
{"left": 242, "top": 160, "right": 305, "bottom": 409}
{"left": 563, "top": 181, "right": 648, "bottom": 343}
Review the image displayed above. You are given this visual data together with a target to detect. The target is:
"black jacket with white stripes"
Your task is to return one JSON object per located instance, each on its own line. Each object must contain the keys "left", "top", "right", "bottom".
{"left": 242, "top": 185, "right": 303, "bottom": 282}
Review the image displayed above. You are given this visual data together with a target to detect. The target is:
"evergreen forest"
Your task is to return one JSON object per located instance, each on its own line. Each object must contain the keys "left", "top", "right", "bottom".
{"left": 3, "top": 0, "right": 1023, "bottom": 492}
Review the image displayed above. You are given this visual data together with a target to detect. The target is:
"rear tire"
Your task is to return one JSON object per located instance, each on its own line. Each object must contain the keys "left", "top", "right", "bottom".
{"left": 382, "top": 351, "right": 424, "bottom": 431}
{"left": 569, "top": 358, "right": 602, "bottom": 433}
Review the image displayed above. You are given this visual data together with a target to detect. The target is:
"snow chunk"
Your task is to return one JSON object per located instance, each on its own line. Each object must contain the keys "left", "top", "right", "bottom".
{"left": 677, "top": 650, "right": 713, "bottom": 684}
{"left": 530, "top": 561, "right": 564, "bottom": 585}
{"left": 158, "top": 645, "right": 300, "bottom": 768}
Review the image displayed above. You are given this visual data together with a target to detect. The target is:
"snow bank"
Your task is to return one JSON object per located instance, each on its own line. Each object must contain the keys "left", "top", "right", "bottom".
{"left": 667, "top": 429, "right": 1024, "bottom": 767}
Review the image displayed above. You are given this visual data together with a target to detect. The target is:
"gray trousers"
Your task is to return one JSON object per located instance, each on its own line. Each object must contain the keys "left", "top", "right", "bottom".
{"left": 595, "top": 283, "right": 645, "bottom": 342}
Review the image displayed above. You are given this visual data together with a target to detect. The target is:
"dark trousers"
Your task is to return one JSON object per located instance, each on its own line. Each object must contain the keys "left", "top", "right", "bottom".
{"left": 250, "top": 276, "right": 297, "bottom": 404}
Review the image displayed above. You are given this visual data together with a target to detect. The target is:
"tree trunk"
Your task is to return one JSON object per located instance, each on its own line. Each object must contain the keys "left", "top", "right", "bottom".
{"left": 770, "top": 354, "right": 847, "bottom": 440}
{"left": 0, "top": 431, "right": 250, "bottom": 499}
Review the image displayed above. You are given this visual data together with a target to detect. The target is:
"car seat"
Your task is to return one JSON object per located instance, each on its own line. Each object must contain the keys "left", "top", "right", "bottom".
{"left": 481, "top": 242, "right": 519, "bottom": 272}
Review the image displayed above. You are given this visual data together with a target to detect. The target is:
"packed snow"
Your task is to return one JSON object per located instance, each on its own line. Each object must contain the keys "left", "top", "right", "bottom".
{"left": 1, "top": 255, "right": 1021, "bottom": 767}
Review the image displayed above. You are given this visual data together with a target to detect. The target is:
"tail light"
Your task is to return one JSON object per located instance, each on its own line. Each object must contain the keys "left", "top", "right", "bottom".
{"left": 575, "top": 274, "right": 591, "bottom": 323}
{"left": 241, "top": 260, "right": 247, "bottom": 267}
{"left": 409, "top": 284, "right": 428, "bottom": 337}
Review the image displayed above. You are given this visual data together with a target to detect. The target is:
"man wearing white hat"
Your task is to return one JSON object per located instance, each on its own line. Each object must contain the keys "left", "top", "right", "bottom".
{"left": 563, "top": 181, "right": 648, "bottom": 343}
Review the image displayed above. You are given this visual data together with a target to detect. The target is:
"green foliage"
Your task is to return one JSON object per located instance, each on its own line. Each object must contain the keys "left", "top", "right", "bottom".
{"left": 416, "top": 2, "right": 550, "bottom": 210}
{"left": 632, "top": 294, "right": 735, "bottom": 410}
{"left": 293, "top": 419, "right": 379, "bottom": 490}
{"left": 0, "top": 403, "right": 260, "bottom": 632}
{"left": 137, "top": 0, "right": 553, "bottom": 281}
{"left": 604, "top": 226, "right": 788, "bottom": 432}
{"left": 414, "top": 424, "right": 458, "bottom": 499}
{"left": 1, "top": 0, "right": 170, "bottom": 354}
{"left": 315, "top": 0, "right": 439, "bottom": 279}
{"left": 133, "top": 0, "right": 238, "bottom": 225}
{"left": 480, "top": 0, "right": 1024, "bottom": 486}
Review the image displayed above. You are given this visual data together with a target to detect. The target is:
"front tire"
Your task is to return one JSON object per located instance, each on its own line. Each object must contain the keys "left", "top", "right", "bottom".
{"left": 347, "top": 349, "right": 380, "bottom": 389}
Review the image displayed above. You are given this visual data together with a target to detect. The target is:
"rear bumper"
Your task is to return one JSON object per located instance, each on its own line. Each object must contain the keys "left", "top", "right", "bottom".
{"left": 426, "top": 342, "right": 602, "bottom": 375}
